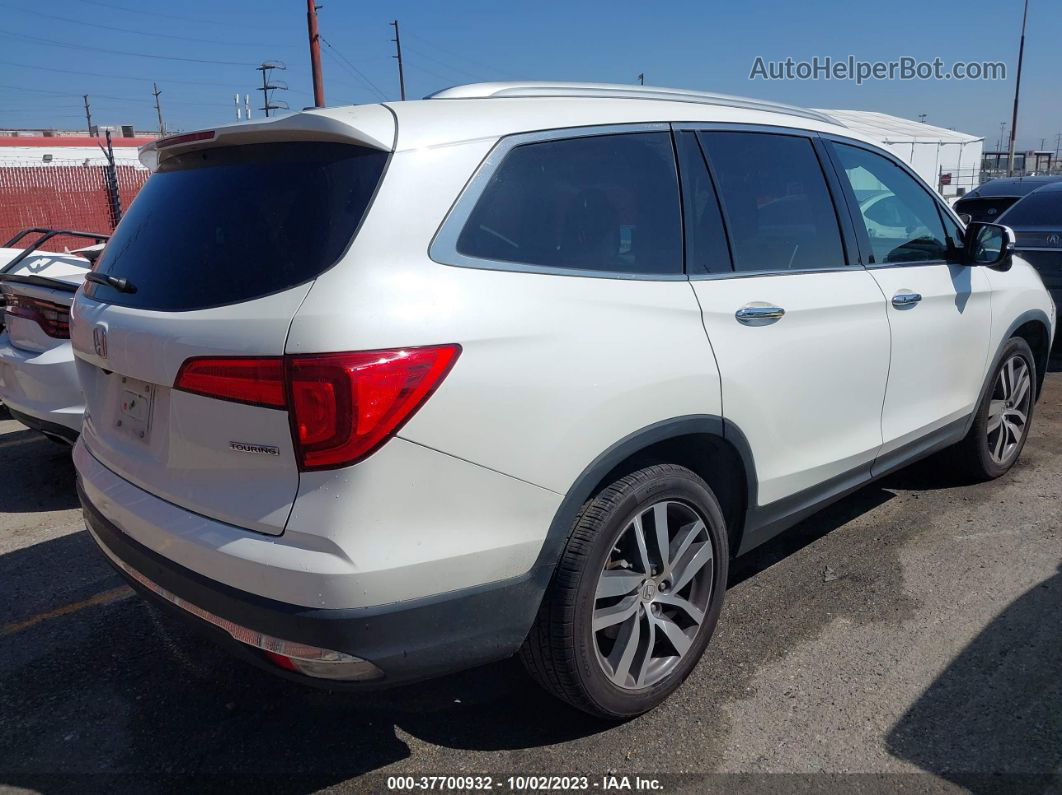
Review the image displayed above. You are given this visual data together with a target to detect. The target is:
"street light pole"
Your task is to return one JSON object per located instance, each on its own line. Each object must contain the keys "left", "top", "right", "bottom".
{"left": 1007, "top": 0, "right": 1030, "bottom": 176}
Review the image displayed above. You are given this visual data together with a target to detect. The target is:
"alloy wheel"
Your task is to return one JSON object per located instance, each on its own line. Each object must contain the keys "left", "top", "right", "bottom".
{"left": 987, "top": 353, "right": 1032, "bottom": 465}
{"left": 592, "top": 500, "right": 715, "bottom": 690}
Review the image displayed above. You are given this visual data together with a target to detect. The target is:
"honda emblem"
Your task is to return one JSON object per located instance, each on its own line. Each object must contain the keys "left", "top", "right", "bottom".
{"left": 93, "top": 326, "right": 108, "bottom": 359}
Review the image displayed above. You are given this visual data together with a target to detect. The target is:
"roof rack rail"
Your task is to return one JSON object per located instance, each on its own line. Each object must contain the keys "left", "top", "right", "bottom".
{"left": 1, "top": 227, "right": 111, "bottom": 275}
{"left": 427, "top": 82, "right": 844, "bottom": 127}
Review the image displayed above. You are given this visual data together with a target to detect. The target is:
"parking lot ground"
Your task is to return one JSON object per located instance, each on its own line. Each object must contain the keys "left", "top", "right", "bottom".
{"left": 1, "top": 369, "right": 1059, "bottom": 793}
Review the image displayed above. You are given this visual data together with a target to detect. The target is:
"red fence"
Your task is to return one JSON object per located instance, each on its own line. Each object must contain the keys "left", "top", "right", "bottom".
{"left": 0, "top": 161, "right": 149, "bottom": 252}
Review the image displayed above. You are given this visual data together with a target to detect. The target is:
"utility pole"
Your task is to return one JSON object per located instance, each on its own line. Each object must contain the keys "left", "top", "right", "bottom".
{"left": 997, "top": 121, "right": 1007, "bottom": 151}
{"left": 918, "top": 113, "right": 927, "bottom": 123}
{"left": 98, "top": 130, "right": 122, "bottom": 228}
{"left": 82, "top": 94, "right": 94, "bottom": 136}
{"left": 152, "top": 82, "right": 165, "bottom": 136}
{"left": 257, "top": 62, "right": 288, "bottom": 117}
{"left": 306, "top": 0, "right": 325, "bottom": 107}
{"left": 638, "top": 73, "right": 645, "bottom": 85}
{"left": 390, "top": 19, "right": 406, "bottom": 101}
{"left": 1007, "top": 0, "right": 1030, "bottom": 176}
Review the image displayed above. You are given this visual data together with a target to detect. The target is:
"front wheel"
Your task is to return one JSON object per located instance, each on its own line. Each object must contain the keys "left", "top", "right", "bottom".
{"left": 954, "top": 337, "right": 1036, "bottom": 481}
{"left": 520, "top": 464, "right": 729, "bottom": 719}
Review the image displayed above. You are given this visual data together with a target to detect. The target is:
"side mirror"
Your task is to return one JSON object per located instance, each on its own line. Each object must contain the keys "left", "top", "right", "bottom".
{"left": 958, "top": 212, "right": 972, "bottom": 225}
{"left": 963, "top": 222, "right": 1015, "bottom": 269}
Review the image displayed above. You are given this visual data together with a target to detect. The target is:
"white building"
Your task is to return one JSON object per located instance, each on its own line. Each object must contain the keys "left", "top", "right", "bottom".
{"left": 818, "top": 110, "right": 984, "bottom": 199}
{"left": 0, "top": 132, "right": 154, "bottom": 167}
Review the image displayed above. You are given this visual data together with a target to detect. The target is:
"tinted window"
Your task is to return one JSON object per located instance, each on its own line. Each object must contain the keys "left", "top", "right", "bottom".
{"left": 675, "top": 131, "right": 731, "bottom": 274}
{"left": 999, "top": 192, "right": 1062, "bottom": 226}
{"left": 832, "top": 143, "right": 948, "bottom": 264}
{"left": 697, "top": 132, "right": 845, "bottom": 273}
{"left": 87, "top": 142, "right": 387, "bottom": 311}
{"left": 954, "top": 196, "right": 1018, "bottom": 223}
{"left": 456, "top": 132, "right": 682, "bottom": 275}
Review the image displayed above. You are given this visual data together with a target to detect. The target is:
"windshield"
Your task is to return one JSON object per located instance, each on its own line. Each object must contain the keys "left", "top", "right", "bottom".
{"left": 86, "top": 141, "right": 387, "bottom": 311}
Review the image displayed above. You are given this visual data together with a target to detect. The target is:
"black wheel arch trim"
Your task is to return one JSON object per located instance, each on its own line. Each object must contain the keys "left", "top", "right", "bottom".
{"left": 534, "top": 415, "right": 759, "bottom": 572}
{"left": 964, "top": 308, "right": 1052, "bottom": 439}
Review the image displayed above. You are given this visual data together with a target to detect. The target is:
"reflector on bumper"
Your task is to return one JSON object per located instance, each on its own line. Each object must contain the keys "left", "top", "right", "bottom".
{"left": 91, "top": 526, "right": 383, "bottom": 682}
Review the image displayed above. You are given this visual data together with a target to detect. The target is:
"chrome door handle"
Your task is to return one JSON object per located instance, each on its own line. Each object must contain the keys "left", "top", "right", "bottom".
{"left": 892, "top": 291, "right": 922, "bottom": 308}
{"left": 735, "top": 304, "right": 785, "bottom": 326}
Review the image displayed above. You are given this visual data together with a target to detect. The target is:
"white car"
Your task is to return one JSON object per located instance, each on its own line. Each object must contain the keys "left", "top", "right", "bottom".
{"left": 72, "top": 83, "right": 1055, "bottom": 718}
{"left": 0, "top": 229, "right": 107, "bottom": 443}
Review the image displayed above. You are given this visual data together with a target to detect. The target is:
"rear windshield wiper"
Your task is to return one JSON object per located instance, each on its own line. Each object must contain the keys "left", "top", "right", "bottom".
{"left": 85, "top": 271, "right": 137, "bottom": 294}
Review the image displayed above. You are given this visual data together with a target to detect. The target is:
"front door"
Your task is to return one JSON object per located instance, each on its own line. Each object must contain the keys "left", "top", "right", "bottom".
{"left": 827, "top": 140, "right": 992, "bottom": 462}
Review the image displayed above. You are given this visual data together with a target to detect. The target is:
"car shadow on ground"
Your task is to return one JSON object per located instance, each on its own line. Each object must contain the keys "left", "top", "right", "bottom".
{"left": 886, "top": 565, "right": 1062, "bottom": 791}
{"left": 0, "top": 424, "right": 78, "bottom": 513}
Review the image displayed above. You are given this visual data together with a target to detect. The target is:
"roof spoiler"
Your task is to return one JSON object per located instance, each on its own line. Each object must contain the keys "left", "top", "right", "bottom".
{"left": 139, "top": 107, "right": 395, "bottom": 171}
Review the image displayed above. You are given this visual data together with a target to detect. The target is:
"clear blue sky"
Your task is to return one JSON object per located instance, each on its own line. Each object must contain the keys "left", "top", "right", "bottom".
{"left": 0, "top": 0, "right": 1058, "bottom": 151}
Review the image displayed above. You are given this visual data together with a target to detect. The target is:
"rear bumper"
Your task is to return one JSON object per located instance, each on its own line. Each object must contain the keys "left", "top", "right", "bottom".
{"left": 0, "top": 331, "right": 82, "bottom": 434}
{"left": 80, "top": 477, "right": 549, "bottom": 687}
{"left": 5, "top": 406, "right": 78, "bottom": 444}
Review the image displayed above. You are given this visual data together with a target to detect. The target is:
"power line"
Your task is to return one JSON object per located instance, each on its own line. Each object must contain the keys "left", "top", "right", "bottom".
{"left": 0, "top": 84, "right": 236, "bottom": 108}
{"left": 0, "top": 3, "right": 297, "bottom": 48}
{"left": 404, "top": 59, "right": 466, "bottom": 87}
{"left": 71, "top": 0, "right": 278, "bottom": 30}
{"left": 405, "top": 30, "right": 515, "bottom": 80}
{"left": 319, "top": 37, "right": 387, "bottom": 101}
{"left": 402, "top": 43, "right": 484, "bottom": 83}
{"left": 0, "top": 28, "right": 260, "bottom": 66}
{"left": 0, "top": 58, "right": 253, "bottom": 89}
{"left": 321, "top": 48, "right": 386, "bottom": 103}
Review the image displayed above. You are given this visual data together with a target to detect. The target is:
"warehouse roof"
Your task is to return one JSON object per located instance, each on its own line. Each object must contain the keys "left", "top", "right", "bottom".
{"left": 816, "top": 110, "right": 982, "bottom": 144}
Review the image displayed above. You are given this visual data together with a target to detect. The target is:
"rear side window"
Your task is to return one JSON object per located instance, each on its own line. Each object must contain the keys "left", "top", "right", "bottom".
{"left": 87, "top": 142, "right": 387, "bottom": 311}
{"left": 455, "top": 132, "right": 682, "bottom": 276}
{"left": 698, "top": 132, "right": 846, "bottom": 273}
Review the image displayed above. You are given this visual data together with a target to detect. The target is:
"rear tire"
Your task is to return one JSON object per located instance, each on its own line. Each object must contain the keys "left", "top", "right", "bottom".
{"left": 953, "top": 337, "right": 1036, "bottom": 481}
{"left": 520, "top": 464, "right": 728, "bottom": 719}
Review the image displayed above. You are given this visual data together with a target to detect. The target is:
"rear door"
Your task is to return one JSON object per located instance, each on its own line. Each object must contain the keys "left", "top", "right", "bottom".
{"left": 72, "top": 139, "right": 388, "bottom": 535}
{"left": 679, "top": 127, "right": 891, "bottom": 508}
{"left": 825, "top": 139, "right": 991, "bottom": 461}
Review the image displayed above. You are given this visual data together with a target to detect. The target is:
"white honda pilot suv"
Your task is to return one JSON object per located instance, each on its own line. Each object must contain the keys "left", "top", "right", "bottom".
{"left": 72, "top": 83, "right": 1055, "bottom": 719}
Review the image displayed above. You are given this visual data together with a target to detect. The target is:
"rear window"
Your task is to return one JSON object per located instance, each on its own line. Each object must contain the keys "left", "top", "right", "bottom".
{"left": 86, "top": 142, "right": 387, "bottom": 311}
{"left": 999, "top": 192, "right": 1062, "bottom": 227}
{"left": 955, "top": 196, "right": 1019, "bottom": 222}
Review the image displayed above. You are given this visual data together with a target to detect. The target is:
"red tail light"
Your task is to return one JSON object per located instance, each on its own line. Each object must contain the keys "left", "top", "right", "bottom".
{"left": 173, "top": 357, "right": 286, "bottom": 409}
{"left": 174, "top": 345, "right": 461, "bottom": 471}
{"left": 2, "top": 293, "right": 71, "bottom": 339}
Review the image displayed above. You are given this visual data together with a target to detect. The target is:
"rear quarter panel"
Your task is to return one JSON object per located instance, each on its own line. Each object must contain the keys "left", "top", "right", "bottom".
{"left": 285, "top": 140, "right": 723, "bottom": 496}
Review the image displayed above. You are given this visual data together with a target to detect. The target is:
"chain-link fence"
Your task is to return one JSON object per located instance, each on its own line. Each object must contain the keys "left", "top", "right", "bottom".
{"left": 0, "top": 160, "right": 149, "bottom": 252}
{"left": 940, "top": 164, "right": 1062, "bottom": 199}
